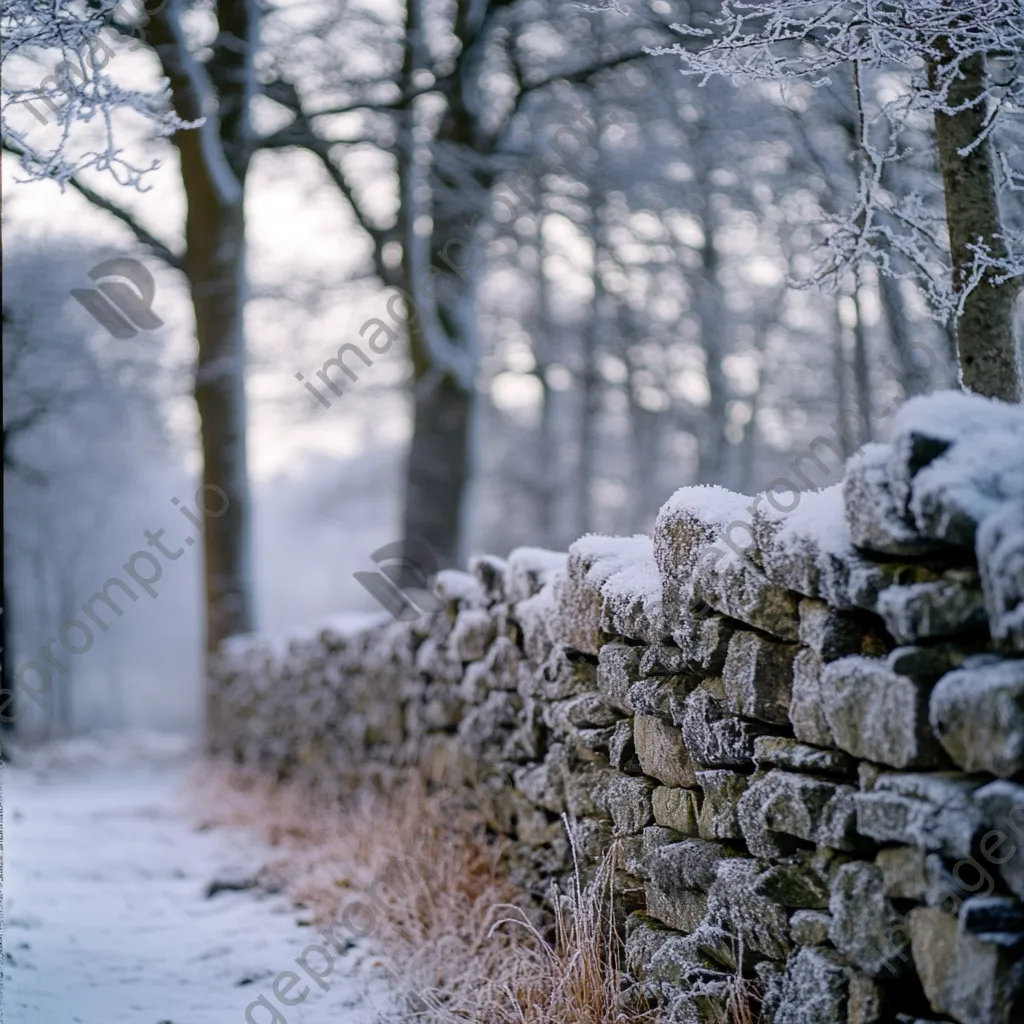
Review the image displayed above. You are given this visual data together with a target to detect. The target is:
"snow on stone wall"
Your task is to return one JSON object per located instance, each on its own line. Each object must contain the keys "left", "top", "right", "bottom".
{"left": 211, "top": 390, "right": 1024, "bottom": 1024}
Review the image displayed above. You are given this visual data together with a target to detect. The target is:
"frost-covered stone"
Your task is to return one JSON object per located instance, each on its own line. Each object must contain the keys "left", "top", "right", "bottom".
{"left": 634, "top": 715, "right": 698, "bottom": 788}
{"left": 515, "top": 580, "right": 562, "bottom": 664}
{"left": 468, "top": 553, "right": 507, "bottom": 605}
{"left": 843, "top": 442, "right": 942, "bottom": 556}
{"left": 821, "top": 655, "right": 947, "bottom": 769}
{"left": 434, "top": 568, "right": 487, "bottom": 610}
{"left": 647, "top": 931, "right": 725, "bottom": 986}
{"left": 828, "top": 862, "right": 912, "bottom": 977}
{"left": 909, "top": 427, "right": 1024, "bottom": 551}
{"left": 596, "top": 772, "right": 655, "bottom": 836}
{"left": 559, "top": 535, "right": 662, "bottom": 654}
{"left": 704, "top": 858, "right": 790, "bottom": 961}
{"left": 639, "top": 642, "right": 689, "bottom": 676}
{"left": 975, "top": 780, "right": 1024, "bottom": 899}
{"left": 677, "top": 688, "right": 760, "bottom": 768}
{"left": 773, "top": 947, "right": 849, "bottom": 1024}
{"left": 930, "top": 659, "right": 1024, "bottom": 778}
{"left": 448, "top": 607, "right": 496, "bottom": 661}
{"left": 738, "top": 770, "right": 861, "bottom": 857}
{"left": 721, "top": 631, "right": 797, "bottom": 724}
{"left": 798, "top": 597, "right": 889, "bottom": 662}
{"left": 654, "top": 485, "right": 801, "bottom": 638}
{"left": 875, "top": 846, "right": 931, "bottom": 901}
{"left": 609, "top": 719, "right": 642, "bottom": 773}
{"left": 754, "top": 855, "right": 831, "bottom": 909}
{"left": 854, "top": 772, "right": 983, "bottom": 859}
{"left": 753, "top": 735, "right": 855, "bottom": 777}
{"left": 671, "top": 612, "right": 735, "bottom": 674}
{"left": 628, "top": 673, "right": 701, "bottom": 721}
{"left": 652, "top": 786, "right": 702, "bottom": 836}
{"left": 978, "top": 501, "right": 1024, "bottom": 654}
{"left": 692, "top": 553, "right": 803, "bottom": 641}
{"left": 644, "top": 887, "right": 709, "bottom": 935}
{"left": 504, "top": 547, "right": 566, "bottom": 604}
{"left": 530, "top": 646, "right": 594, "bottom": 700}
{"left": 876, "top": 571, "right": 987, "bottom": 643}
{"left": 789, "top": 648, "right": 835, "bottom": 747}
{"left": 696, "top": 770, "right": 747, "bottom": 840}
{"left": 755, "top": 486, "right": 920, "bottom": 611}
{"left": 790, "top": 909, "right": 832, "bottom": 946}
{"left": 624, "top": 913, "right": 675, "bottom": 979}
{"left": 596, "top": 641, "right": 642, "bottom": 714}
{"left": 640, "top": 838, "right": 741, "bottom": 894}
{"left": 883, "top": 392, "right": 1024, "bottom": 549}
{"left": 514, "top": 751, "right": 566, "bottom": 814}
{"left": 598, "top": 546, "right": 667, "bottom": 643}
{"left": 909, "top": 902, "right": 1024, "bottom": 1024}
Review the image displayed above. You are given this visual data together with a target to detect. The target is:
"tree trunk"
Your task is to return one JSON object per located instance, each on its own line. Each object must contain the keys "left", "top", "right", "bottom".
{"left": 929, "top": 50, "right": 1022, "bottom": 400}
{"left": 851, "top": 279, "right": 873, "bottom": 445}
{"left": 0, "top": 527, "right": 13, "bottom": 734}
{"left": 833, "top": 297, "right": 854, "bottom": 460}
{"left": 534, "top": 226, "right": 558, "bottom": 546}
{"left": 185, "top": 203, "right": 253, "bottom": 652}
{"left": 878, "top": 272, "right": 933, "bottom": 396}
{"left": 151, "top": 2, "right": 255, "bottom": 748}
{"left": 696, "top": 210, "right": 729, "bottom": 484}
{"left": 401, "top": 364, "right": 475, "bottom": 570}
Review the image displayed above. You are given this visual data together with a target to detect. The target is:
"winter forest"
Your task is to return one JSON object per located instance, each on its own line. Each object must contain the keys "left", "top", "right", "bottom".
{"left": 1, "top": 2, "right": 1024, "bottom": 1021}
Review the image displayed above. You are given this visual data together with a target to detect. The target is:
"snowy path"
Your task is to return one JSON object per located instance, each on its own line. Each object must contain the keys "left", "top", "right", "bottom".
{"left": 2, "top": 736, "right": 391, "bottom": 1024}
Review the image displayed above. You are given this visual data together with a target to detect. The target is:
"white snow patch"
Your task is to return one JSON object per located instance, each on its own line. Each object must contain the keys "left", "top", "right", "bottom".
{"left": 2, "top": 734, "right": 393, "bottom": 1024}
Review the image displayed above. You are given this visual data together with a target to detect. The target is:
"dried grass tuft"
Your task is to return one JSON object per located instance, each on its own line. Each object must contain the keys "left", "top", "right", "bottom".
{"left": 193, "top": 765, "right": 661, "bottom": 1023}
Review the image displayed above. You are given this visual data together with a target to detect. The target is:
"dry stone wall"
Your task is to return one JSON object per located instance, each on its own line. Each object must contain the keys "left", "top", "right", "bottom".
{"left": 212, "top": 392, "right": 1024, "bottom": 1024}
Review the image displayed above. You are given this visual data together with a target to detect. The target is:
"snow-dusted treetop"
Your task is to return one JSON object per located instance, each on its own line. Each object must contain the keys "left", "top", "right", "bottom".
{"left": 650, "top": 0, "right": 1024, "bottom": 399}
{"left": 1, "top": 0, "right": 189, "bottom": 187}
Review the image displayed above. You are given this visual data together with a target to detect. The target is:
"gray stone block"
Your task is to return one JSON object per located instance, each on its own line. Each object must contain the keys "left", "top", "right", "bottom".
{"left": 854, "top": 772, "right": 983, "bottom": 860}
{"left": 828, "top": 861, "right": 912, "bottom": 977}
{"left": 634, "top": 714, "right": 698, "bottom": 788}
{"left": 677, "top": 688, "right": 760, "bottom": 769}
{"left": 738, "top": 770, "right": 862, "bottom": 857}
{"left": 789, "top": 648, "right": 834, "bottom": 747}
{"left": 910, "top": 902, "right": 1024, "bottom": 1024}
{"left": 975, "top": 780, "right": 1024, "bottom": 899}
{"left": 596, "top": 642, "right": 642, "bottom": 714}
{"left": 790, "top": 909, "right": 832, "bottom": 946}
{"left": 876, "top": 572, "right": 988, "bottom": 644}
{"left": 722, "top": 631, "right": 798, "bottom": 724}
{"left": 696, "top": 769, "right": 748, "bottom": 840}
{"left": 822, "top": 655, "right": 947, "bottom": 769}
{"left": 978, "top": 501, "right": 1024, "bottom": 654}
{"left": 651, "top": 786, "right": 702, "bottom": 836}
{"left": 753, "top": 735, "right": 856, "bottom": 777}
{"left": 798, "top": 597, "right": 889, "bottom": 662}
{"left": 930, "top": 659, "right": 1024, "bottom": 778}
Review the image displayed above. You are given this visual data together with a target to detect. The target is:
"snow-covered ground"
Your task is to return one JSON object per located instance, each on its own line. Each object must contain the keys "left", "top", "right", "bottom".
{"left": 2, "top": 734, "right": 392, "bottom": 1024}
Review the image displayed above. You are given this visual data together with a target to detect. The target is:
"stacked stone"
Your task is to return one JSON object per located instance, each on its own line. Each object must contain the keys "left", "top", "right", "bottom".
{"left": 618, "top": 392, "right": 1024, "bottom": 1024}
{"left": 210, "top": 391, "right": 1024, "bottom": 1024}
